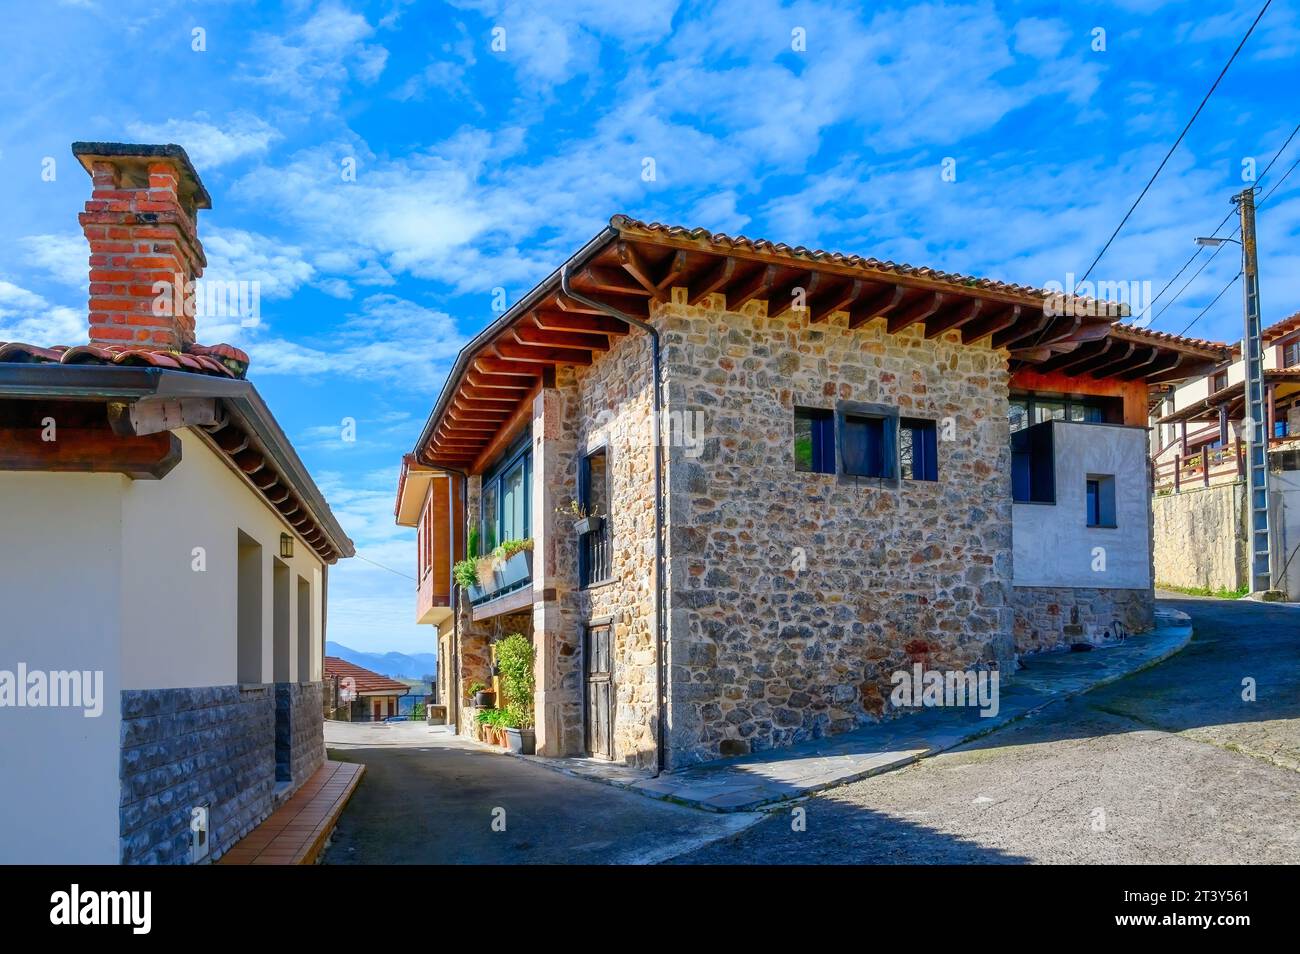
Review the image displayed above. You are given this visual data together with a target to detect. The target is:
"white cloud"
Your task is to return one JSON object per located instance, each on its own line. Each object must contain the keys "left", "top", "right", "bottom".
{"left": 126, "top": 114, "right": 281, "bottom": 169}
{"left": 19, "top": 233, "right": 87, "bottom": 289}
{"left": 0, "top": 280, "right": 83, "bottom": 344}
{"left": 245, "top": 2, "right": 388, "bottom": 103}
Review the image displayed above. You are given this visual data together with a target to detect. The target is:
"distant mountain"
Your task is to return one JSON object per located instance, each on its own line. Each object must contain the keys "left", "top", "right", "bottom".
{"left": 326, "top": 642, "right": 438, "bottom": 681}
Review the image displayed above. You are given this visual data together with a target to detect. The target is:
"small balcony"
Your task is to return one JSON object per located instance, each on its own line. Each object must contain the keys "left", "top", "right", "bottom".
{"left": 456, "top": 542, "right": 535, "bottom": 620}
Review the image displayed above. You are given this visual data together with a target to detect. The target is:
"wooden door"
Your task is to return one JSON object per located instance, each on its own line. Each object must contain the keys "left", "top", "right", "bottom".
{"left": 584, "top": 623, "right": 614, "bottom": 759}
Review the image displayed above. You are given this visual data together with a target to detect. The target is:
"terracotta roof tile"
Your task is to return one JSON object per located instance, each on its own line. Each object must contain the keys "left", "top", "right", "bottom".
{"left": 323, "top": 657, "right": 412, "bottom": 695}
{"left": 1264, "top": 310, "right": 1300, "bottom": 343}
{"left": 0, "top": 341, "right": 249, "bottom": 378}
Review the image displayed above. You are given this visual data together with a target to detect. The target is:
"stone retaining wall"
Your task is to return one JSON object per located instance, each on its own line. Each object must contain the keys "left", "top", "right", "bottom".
{"left": 1010, "top": 586, "right": 1154, "bottom": 654}
{"left": 1151, "top": 482, "right": 1246, "bottom": 593}
{"left": 119, "top": 685, "right": 275, "bottom": 864}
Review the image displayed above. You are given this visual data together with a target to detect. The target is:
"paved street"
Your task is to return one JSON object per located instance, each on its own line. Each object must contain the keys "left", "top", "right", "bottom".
{"left": 675, "top": 595, "right": 1300, "bottom": 864}
{"left": 324, "top": 596, "right": 1298, "bottom": 865}
{"left": 321, "top": 721, "right": 757, "bottom": 864}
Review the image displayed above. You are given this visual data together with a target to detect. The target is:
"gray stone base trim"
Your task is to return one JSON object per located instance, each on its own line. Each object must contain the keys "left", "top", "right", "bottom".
{"left": 1010, "top": 586, "right": 1155, "bottom": 654}
{"left": 119, "top": 682, "right": 322, "bottom": 864}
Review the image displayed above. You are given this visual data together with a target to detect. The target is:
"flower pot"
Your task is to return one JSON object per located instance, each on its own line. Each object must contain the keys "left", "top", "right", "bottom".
{"left": 494, "top": 727, "right": 508, "bottom": 747}
{"left": 573, "top": 515, "right": 604, "bottom": 536}
{"left": 474, "top": 690, "right": 495, "bottom": 707}
{"left": 505, "top": 727, "right": 535, "bottom": 755}
{"left": 496, "top": 550, "right": 533, "bottom": 590}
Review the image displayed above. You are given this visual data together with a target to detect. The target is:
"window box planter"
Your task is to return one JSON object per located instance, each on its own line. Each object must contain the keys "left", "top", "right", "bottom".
{"left": 573, "top": 515, "right": 604, "bottom": 536}
{"left": 505, "top": 727, "right": 535, "bottom": 755}
{"left": 465, "top": 581, "right": 487, "bottom": 603}
{"left": 494, "top": 550, "right": 533, "bottom": 591}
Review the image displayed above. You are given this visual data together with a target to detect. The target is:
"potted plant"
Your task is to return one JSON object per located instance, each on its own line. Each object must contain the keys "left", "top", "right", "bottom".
{"left": 558, "top": 499, "right": 603, "bottom": 536}
{"left": 494, "top": 538, "right": 534, "bottom": 590}
{"left": 496, "top": 632, "right": 536, "bottom": 755}
{"left": 467, "top": 681, "right": 495, "bottom": 708}
{"left": 454, "top": 558, "right": 486, "bottom": 603}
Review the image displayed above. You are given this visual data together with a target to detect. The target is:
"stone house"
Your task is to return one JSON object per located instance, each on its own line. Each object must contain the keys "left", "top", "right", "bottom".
{"left": 397, "top": 216, "right": 1213, "bottom": 771}
{"left": 0, "top": 142, "right": 353, "bottom": 863}
{"left": 1149, "top": 311, "right": 1300, "bottom": 596}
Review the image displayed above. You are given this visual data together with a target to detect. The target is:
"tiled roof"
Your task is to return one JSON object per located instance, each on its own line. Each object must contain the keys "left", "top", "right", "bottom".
{"left": 0, "top": 342, "right": 249, "bottom": 378}
{"left": 323, "top": 657, "right": 412, "bottom": 695}
{"left": 612, "top": 215, "right": 1120, "bottom": 311}
{"left": 1264, "top": 310, "right": 1300, "bottom": 343}
{"left": 1107, "top": 322, "right": 1230, "bottom": 358}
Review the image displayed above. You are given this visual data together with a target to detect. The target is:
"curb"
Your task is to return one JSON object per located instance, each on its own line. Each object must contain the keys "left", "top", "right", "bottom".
{"left": 499, "top": 612, "right": 1195, "bottom": 815}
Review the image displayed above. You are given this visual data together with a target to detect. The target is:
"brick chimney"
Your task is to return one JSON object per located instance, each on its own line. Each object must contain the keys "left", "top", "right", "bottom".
{"left": 73, "top": 142, "right": 211, "bottom": 351}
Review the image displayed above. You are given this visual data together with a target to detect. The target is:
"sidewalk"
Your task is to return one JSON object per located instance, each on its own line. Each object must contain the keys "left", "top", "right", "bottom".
{"left": 527, "top": 608, "right": 1193, "bottom": 813}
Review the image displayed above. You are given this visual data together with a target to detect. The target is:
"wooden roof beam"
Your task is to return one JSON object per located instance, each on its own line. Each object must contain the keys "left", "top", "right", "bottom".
{"left": 808, "top": 279, "right": 866, "bottom": 324}
{"left": 474, "top": 356, "right": 546, "bottom": 378}
{"left": 725, "top": 264, "right": 778, "bottom": 311}
{"left": 572, "top": 265, "right": 647, "bottom": 297}
{"left": 924, "top": 299, "right": 983, "bottom": 339}
{"left": 616, "top": 242, "right": 669, "bottom": 302}
{"left": 555, "top": 292, "right": 650, "bottom": 319}
{"left": 961, "top": 304, "right": 1021, "bottom": 344}
{"left": 512, "top": 320, "right": 609, "bottom": 352}
{"left": 848, "top": 284, "right": 905, "bottom": 330}
{"left": 887, "top": 292, "right": 944, "bottom": 335}
{"left": 770, "top": 271, "right": 824, "bottom": 318}
{"left": 493, "top": 341, "right": 595, "bottom": 365}
{"left": 687, "top": 256, "right": 737, "bottom": 306}
{"left": 532, "top": 312, "right": 629, "bottom": 335}
{"left": 1091, "top": 345, "right": 1159, "bottom": 380}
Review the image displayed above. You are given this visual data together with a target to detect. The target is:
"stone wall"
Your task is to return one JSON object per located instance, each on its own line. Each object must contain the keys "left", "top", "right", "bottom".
{"left": 564, "top": 333, "right": 661, "bottom": 767}
{"left": 275, "top": 681, "right": 324, "bottom": 790}
{"left": 119, "top": 685, "right": 274, "bottom": 864}
{"left": 1152, "top": 482, "right": 1246, "bottom": 593}
{"left": 1010, "top": 586, "right": 1154, "bottom": 654}
{"left": 657, "top": 291, "right": 1015, "bottom": 768}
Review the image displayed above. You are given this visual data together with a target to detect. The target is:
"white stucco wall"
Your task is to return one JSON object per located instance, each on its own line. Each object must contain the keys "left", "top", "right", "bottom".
{"left": 1013, "top": 422, "right": 1153, "bottom": 589}
{"left": 0, "top": 473, "right": 124, "bottom": 864}
{"left": 119, "top": 429, "right": 325, "bottom": 690}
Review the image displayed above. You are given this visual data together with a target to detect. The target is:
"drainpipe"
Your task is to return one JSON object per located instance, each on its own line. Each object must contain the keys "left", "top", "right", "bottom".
{"left": 560, "top": 263, "right": 669, "bottom": 776}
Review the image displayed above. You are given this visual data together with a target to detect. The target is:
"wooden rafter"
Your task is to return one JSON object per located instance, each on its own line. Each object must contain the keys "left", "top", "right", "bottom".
{"left": 555, "top": 292, "right": 650, "bottom": 319}
{"left": 687, "top": 256, "right": 737, "bottom": 306}
{"left": 655, "top": 250, "right": 691, "bottom": 291}
{"left": 1092, "top": 345, "right": 1158, "bottom": 379}
{"left": 532, "top": 312, "right": 629, "bottom": 335}
{"left": 512, "top": 320, "right": 609, "bottom": 352}
{"left": 494, "top": 341, "right": 595, "bottom": 365}
{"left": 617, "top": 242, "right": 668, "bottom": 301}
{"left": 725, "top": 264, "right": 778, "bottom": 311}
{"left": 808, "top": 279, "right": 865, "bottom": 324}
{"left": 924, "top": 299, "right": 983, "bottom": 339}
{"left": 848, "top": 283, "right": 905, "bottom": 330}
{"left": 961, "top": 304, "right": 1021, "bottom": 344}
{"left": 574, "top": 266, "right": 647, "bottom": 297}
{"left": 770, "top": 271, "right": 823, "bottom": 318}
{"left": 887, "top": 292, "right": 944, "bottom": 335}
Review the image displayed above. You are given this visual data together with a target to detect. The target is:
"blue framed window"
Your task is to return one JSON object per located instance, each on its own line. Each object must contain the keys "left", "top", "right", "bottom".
{"left": 840, "top": 412, "right": 895, "bottom": 479}
{"left": 794, "top": 407, "right": 835, "bottom": 474}
{"left": 480, "top": 437, "right": 531, "bottom": 550}
{"left": 900, "top": 418, "right": 938, "bottom": 481}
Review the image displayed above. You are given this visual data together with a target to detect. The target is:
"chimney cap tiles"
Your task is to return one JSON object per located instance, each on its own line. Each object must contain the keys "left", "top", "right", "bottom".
{"left": 72, "top": 141, "right": 212, "bottom": 212}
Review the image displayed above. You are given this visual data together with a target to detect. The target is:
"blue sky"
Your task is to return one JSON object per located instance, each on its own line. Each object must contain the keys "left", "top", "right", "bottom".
{"left": 1, "top": 0, "right": 1297, "bottom": 653}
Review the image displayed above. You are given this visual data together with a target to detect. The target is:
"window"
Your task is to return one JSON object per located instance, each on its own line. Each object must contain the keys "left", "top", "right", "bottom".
{"left": 1010, "top": 392, "right": 1121, "bottom": 429}
{"left": 1283, "top": 339, "right": 1300, "bottom": 369}
{"left": 900, "top": 418, "right": 938, "bottom": 481}
{"left": 794, "top": 407, "right": 835, "bottom": 474}
{"left": 841, "top": 411, "right": 895, "bottom": 479}
{"left": 1086, "top": 474, "right": 1116, "bottom": 528}
{"left": 1011, "top": 421, "right": 1055, "bottom": 503}
{"left": 479, "top": 438, "right": 530, "bottom": 549}
{"left": 1212, "top": 370, "right": 1229, "bottom": 393}
{"left": 236, "top": 531, "right": 263, "bottom": 685}
{"left": 579, "top": 447, "right": 611, "bottom": 587}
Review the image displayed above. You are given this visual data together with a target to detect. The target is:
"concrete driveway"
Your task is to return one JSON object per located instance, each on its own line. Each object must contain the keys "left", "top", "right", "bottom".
{"left": 675, "top": 595, "right": 1300, "bottom": 864}
{"left": 321, "top": 721, "right": 758, "bottom": 864}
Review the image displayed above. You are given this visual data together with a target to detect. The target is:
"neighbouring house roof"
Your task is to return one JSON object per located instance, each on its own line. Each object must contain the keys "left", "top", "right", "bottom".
{"left": 1264, "top": 310, "right": 1300, "bottom": 344}
{"left": 323, "top": 657, "right": 411, "bottom": 696}
{"left": 1155, "top": 369, "right": 1300, "bottom": 424}
{"left": 409, "top": 215, "right": 1231, "bottom": 471}
{"left": 0, "top": 356, "right": 354, "bottom": 563}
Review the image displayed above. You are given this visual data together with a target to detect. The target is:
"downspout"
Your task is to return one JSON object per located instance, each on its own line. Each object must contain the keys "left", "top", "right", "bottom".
{"left": 560, "top": 262, "right": 669, "bottom": 776}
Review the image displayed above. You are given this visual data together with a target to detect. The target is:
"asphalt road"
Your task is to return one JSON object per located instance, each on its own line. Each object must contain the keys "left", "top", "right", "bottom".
{"left": 320, "top": 722, "right": 757, "bottom": 864}
{"left": 675, "top": 595, "right": 1300, "bottom": 864}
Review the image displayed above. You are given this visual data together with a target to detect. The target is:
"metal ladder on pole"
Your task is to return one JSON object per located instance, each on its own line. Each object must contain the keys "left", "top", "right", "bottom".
{"left": 1239, "top": 188, "right": 1273, "bottom": 593}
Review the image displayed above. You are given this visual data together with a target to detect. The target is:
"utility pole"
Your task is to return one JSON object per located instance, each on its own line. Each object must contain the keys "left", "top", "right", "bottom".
{"left": 1237, "top": 186, "right": 1273, "bottom": 593}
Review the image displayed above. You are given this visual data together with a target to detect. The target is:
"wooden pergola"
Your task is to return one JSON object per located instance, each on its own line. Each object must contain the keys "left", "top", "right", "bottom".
{"left": 418, "top": 216, "right": 1208, "bottom": 471}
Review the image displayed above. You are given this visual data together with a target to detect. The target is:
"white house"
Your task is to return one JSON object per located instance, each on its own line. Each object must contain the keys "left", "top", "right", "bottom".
{"left": 0, "top": 142, "right": 353, "bottom": 864}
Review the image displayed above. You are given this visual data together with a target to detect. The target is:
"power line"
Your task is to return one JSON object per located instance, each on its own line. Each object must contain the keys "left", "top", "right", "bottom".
{"left": 352, "top": 552, "right": 415, "bottom": 581}
{"left": 1177, "top": 271, "right": 1242, "bottom": 337}
{"left": 1135, "top": 120, "right": 1299, "bottom": 326}
{"left": 1078, "top": 0, "right": 1274, "bottom": 286}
